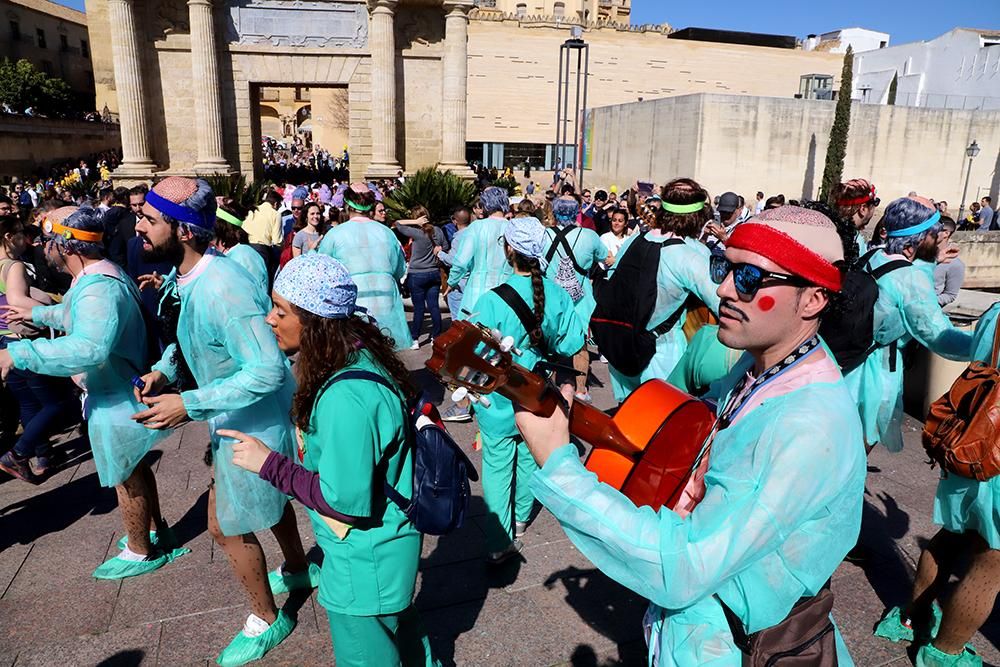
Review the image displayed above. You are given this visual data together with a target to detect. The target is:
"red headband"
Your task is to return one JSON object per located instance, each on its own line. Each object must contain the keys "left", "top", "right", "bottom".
{"left": 727, "top": 223, "right": 843, "bottom": 291}
{"left": 838, "top": 184, "right": 876, "bottom": 207}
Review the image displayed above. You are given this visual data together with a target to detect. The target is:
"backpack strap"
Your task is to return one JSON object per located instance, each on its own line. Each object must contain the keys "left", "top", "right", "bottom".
{"left": 860, "top": 256, "right": 909, "bottom": 373}
{"left": 492, "top": 283, "right": 539, "bottom": 342}
{"left": 647, "top": 238, "right": 689, "bottom": 336}
{"left": 545, "top": 226, "right": 587, "bottom": 275}
{"left": 869, "top": 259, "right": 910, "bottom": 280}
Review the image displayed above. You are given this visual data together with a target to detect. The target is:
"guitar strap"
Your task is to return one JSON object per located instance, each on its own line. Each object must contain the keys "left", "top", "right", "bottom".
{"left": 492, "top": 283, "right": 540, "bottom": 342}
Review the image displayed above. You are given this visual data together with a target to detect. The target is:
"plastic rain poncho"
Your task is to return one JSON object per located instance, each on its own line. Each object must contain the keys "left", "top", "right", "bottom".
{"left": 446, "top": 217, "right": 513, "bottom": 320}
{"left": 316, "top": 219, "right": 413, "bottom": 350}
{"left": 842, "top": 252, "right": 973, "bottom": 451}
{"left": 543, "top": 225, "right": 609, "bottom": 325}
{"left": 152, "top": 255, "right": 294, "bottom": 536}
{"left": 8, "top": 268, "right": 167, "bottom": 487}
{"left": 934, "top": 302, "right": 1000, "bottom": 548}
{"left": 531, "top": 354, "right": 866, "bottom": 666}
{"left": 225, "top": 244, "right": 269, "bottom": 297}
{"left": 607, "top": 232, "right": 721, "bottom": 401}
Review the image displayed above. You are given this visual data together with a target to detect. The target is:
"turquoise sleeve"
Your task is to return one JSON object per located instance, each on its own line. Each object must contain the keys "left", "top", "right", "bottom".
{"left": 31, "top": 303, "right": 65, "bottom": 331}
{"left": 676, "top": 249, "right": 721, "bottom": 315}
{"left": 390, "top": 233, "right": 407, "bottom": 281}
{"left": 549, "top": 293, "right": 587, "bottom": 357}
{"left": 898, "top": 269, "right": 973, "bottom": 361}
{"left": 179, "top": 313, "right": 288, "bottom": 421}
{"left": 591, "top": 232, "right": 609, "bottom": 266}
{"left": 531, "top": 409, "right": 858, "bottom": 610}
{"left": 972, "top": 304, "right": 1000, "bottom": 363}
{"left": 152, "top": 343, "right": 179, "bottom": 383}
{"left": 9, "top": 282, "right": 121, "bottom": 376}
{"left": 447, "top": 228, "right": 475, "bottom": 287}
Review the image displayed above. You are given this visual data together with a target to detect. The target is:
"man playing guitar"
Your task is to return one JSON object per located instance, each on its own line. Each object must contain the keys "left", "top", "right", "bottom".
{"left": 514, "top": 207, "right": 867, "bottom": 665}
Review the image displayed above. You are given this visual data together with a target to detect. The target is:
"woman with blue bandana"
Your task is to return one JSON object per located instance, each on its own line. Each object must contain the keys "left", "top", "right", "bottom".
{"left": 316, "top": 184, "right": 413, "bottom": 350}
{"left": 132, "top": 177, "right": 314, "bottom": 666}
{"left": 469, "top": 216, "right": 586, "bottom": 563}
{"left": 224, "top": 253, "right": 438, "bottom": 667}
{"left": 606, "top": 179, "right": 721, "bottom": 402}
{"left": 446, "top": 186, "right": 513, "bottom": 319}
{"left": 841, "top": 196, "right": 973, "bottom": 453}
{"left": 544, "top": 194, "right": 610, "bottom": 403}
{"left": 0, "top": 205, "right": 186, "bottom": 580}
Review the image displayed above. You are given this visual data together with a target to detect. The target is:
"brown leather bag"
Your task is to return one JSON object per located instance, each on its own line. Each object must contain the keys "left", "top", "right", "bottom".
{"left": 721, "top": 585, "right": 838, "bottom": 666}
{"left": 922, "top": 320, "right": 1000, "bottom": 481}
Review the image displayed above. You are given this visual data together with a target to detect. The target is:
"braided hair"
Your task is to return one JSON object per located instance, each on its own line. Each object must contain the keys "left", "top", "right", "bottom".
{"left": 508, "top": 248, "right": 545, "bottom": 349}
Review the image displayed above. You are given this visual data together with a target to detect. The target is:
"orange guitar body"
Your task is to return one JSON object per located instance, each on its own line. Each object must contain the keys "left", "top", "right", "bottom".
{"left": 585, "top": 380, "right": 716, "bottom": 511}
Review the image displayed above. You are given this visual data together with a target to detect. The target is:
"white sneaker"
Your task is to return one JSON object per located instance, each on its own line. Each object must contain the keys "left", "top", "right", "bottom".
{"left": 515, "top": 521, "right": 528, "bottom": 538}
{"left": 410, "top": 341, "right": 420, "bottom": 350}
{"left": 487, "top": 539, "right": 523, "bottom": 565}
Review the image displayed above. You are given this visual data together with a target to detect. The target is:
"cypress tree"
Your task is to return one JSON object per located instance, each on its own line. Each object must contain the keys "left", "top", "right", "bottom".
{"left": 887, "top": 71, "right": 898, "bottom": 105}
{"left": 820, "top": 46, "right": 854, "bottom": 203}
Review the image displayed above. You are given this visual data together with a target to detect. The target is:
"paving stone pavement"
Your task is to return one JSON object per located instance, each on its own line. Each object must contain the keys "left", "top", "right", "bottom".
{"left": 1, "top": 341, "right": 1000, "bottom": 666}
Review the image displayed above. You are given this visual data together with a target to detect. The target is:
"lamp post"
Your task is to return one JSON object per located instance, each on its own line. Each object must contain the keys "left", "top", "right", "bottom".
{"left": 957, "top": 140, "right": 981, "bottom": 222}
{"left": 555, "top": 26, "right": 589, "bottom": 189}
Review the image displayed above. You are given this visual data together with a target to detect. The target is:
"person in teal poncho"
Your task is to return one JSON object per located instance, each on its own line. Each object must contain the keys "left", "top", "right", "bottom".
{"left": 841, "top": 196, "right": 973, "bottom": 453}
{"left": 131, "top": 177, "right": 315, "bottom": 667}
{"left": 514, "top": 206, "right": 866, "bottom": 666}
{"left": 446, "top": 186, "right": 513, "bottom": 319}
{"left": 213, "top": 199, "right": 269, "bottom": 297}
{"left": 316, "top": 184, "right": 413, "bottom": 351}
{"left": 833, "top": 178, "right": 880, "bottom": 256}
{"left": 544, "top": 195, "right": 610, "bottom": 404}
{"left": 606, "top": 178, "right": 721, "bottom": 402}
{"left": 225, "top": 253, "right": 438, "bottom": 667}
{"left": 0, "top": 205, "right": 186, "bottom": 580}
{"left": 469, "top": 216, "right": 586, "bottom": 563}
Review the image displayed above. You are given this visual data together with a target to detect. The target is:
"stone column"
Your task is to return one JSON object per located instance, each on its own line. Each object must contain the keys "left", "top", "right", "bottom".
{"left": 438, "top": 1, "right": 475, "bottom": 179}
{"left": 366, "top": 0, "right": 402, "bottom": 178}
{"left": 108, "top": 0, "right": 156, "bottom": 179}
{"left": 188, "top": 0, "right": 231, "bottom": 174}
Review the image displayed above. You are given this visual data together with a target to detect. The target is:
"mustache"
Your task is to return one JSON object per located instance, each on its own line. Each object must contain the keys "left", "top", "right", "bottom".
{"left": 719, "top": 299, "right": 749, "bottom": 322}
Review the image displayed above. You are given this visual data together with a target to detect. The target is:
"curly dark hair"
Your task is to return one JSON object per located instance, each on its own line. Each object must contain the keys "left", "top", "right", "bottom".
{"left": 292, "top": 308, "right": 415, "bottom": 433}
{"left": 659, "top": 178, "right": 713, "bottom": 238}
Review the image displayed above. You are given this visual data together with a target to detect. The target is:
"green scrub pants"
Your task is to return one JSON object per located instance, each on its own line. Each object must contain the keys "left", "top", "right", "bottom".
{"left": 481, "top": 433, "right": 539, "bottom": 552}
{"left": 327, "top": 605, "right": 438, "bottom": 667}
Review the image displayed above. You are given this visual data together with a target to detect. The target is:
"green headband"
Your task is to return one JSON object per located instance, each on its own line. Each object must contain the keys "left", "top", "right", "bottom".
{"left": 662, "top": 200, "right": 706, "bottom": 214}
{"left": 346, "top": 200, "right": 374, "bottom": 212}
{"left": 216, "top": 209, "right": 244, "bottom": 228}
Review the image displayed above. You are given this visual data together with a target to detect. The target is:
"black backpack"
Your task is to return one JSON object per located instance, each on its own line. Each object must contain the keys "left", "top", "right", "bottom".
{"left": 819, "top": 248, "right": 909, "bottom": 374}
{"left": 590, "top": 236, "right": 687, "bottom": 377}
{"left": 323, "top": 370, "right": 478, "bottom": 536}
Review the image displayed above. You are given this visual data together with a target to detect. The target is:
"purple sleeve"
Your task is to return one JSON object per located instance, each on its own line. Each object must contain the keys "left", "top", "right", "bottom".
{"left": 259, "top": 451, "right": 358, "bottom": 524}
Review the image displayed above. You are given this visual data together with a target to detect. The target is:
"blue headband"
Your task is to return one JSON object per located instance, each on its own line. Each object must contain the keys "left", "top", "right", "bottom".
{"left": 886, "top": 210, "right": 941, "bottom": 238}
{"left": 146, "top": 189, "right": 214, "bottom": 229}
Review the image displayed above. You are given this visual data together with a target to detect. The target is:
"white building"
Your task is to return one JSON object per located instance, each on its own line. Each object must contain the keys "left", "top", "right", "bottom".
{"left": 852, "top": 28, "right": 1000, "bottom": 110}
{"left": 807, "top": 27, "right": 890, "bottom": 54}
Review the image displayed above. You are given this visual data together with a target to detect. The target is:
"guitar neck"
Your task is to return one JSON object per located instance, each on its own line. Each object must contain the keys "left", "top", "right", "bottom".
{"left": 500, "top": 363, "right": 642, "bottom": 460}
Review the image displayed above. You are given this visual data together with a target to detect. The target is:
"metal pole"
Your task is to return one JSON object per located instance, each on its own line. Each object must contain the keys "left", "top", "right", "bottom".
{"left": 555, "top": 44, "right": 564, "bottom": 172}
{"left": 958, "top": 155, "right": 974, "bottom": 222}
{"left": 573, "top": 46, "right": 583, "bottom": 181}
{"left": 579, "top": 43, "right": 589, "bottom": 191}
{"left": 561, "top": 45, "right": 572, "bottom": 169}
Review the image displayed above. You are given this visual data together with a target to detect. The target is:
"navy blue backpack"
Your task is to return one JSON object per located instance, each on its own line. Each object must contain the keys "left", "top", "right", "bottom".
{"left": 326, "top": 370, "right": 478, "bottom": 536}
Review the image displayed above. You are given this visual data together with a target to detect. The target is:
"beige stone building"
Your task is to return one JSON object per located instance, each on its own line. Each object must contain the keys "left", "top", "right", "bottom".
{"left": 473, "top": 0, "right": 631, "bottom": 23}
{"left": 0, "top": 0, "right": 96, "bottom": 108}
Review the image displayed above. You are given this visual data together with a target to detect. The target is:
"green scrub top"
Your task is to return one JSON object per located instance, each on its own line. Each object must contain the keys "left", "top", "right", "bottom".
{"left": 666, "top": 325, "right": 742, "bottom": 397}
{"left": 302, "top": 349, "right": 421, "bottom": 616}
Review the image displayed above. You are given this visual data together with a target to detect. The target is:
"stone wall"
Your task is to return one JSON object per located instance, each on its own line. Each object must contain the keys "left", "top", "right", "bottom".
{"left": 466, "top": 17, "right": 843, "bottom": 145}
{"left": 953, "top": 232, "right": 1000, "bottom": 289}
{"left": 584, "top": 93, "right": 1000, "bottom": 208}
{"left": 0, "top": 116, "right": 120, "bottom": 177}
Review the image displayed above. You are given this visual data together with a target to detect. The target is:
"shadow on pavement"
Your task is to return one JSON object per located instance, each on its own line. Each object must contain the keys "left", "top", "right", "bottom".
{"left": 96, "top": 650, "right": 145, "bottom": 666}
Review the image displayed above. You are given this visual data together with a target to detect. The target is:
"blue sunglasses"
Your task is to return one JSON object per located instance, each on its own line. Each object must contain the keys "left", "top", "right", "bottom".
{"left": 709, "top": 254, "right": 810, "bottom": 302}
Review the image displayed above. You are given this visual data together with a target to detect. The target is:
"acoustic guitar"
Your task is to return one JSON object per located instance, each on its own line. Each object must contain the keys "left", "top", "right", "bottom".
{"left": 426, "top": 321, "right": 716, "bottom": 511}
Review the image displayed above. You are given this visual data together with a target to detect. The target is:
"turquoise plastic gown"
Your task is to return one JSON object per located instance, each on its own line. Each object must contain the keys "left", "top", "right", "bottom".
{"left": 607, "top": 232, "right": 721, "bottom": 401}
{"left": 152, "top": 255, "right": 295, "bottom": 536}
{"left": 7, "top": 269, "right": 166, "bottom": 487}
{"left": 543, "top": 225, "right": 609, "bottom": 324}
{"left": 226, "top": 244, "right": 269, "bottom": 297}
{"left": 842, "top": 252, "right": 973, "bottom": 451}
{"left": 446, "top": 217, "right": 512, "bottom": 320}
{"left": 531, "top": 357, "right": 866, "bottom": 666}
{"left": 470, "top": 273, "right": 587, "bottom": 551}
{"left": 316, "top": 219, "right": 413, "bottom": 350}
{"left": 934, "top": 302, "right": 1000, "bottom": 548}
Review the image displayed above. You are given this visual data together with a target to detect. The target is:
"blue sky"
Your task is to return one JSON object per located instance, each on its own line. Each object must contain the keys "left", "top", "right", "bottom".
{"left": 55, "top": 0, "right": 998, "bottom": 46}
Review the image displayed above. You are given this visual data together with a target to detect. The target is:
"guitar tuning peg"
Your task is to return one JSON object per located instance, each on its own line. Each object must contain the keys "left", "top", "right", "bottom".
{"left": 451, "top": 387, "right": 469, "bottom": 403}
{"left": 499, "top": 336, "right": 515, "bottom": 352}
{"left": 477, "top": 394, "right": 492, "bottom": 408}
{"left": 490, "top": 328, "right": 502, "bottom": 341}
{"left": 468, "top": 393, "right": 480, "bottom": 404}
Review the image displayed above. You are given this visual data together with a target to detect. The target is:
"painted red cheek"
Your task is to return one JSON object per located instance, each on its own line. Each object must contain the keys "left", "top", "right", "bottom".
{"left": 757, "top": 296, "right": 776, "bottom": 312}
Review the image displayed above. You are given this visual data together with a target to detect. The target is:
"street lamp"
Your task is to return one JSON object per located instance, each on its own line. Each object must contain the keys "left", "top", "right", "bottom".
{"left": 958, "top": 140, "right": 981, "bottom": 222}
{"left": 555, "top": 26, "right": 589, "bottom": 189}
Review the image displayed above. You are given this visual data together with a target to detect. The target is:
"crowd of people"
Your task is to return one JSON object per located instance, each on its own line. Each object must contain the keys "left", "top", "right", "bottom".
{"left": 0, "top": 161, "right": 998, "bottom": 667}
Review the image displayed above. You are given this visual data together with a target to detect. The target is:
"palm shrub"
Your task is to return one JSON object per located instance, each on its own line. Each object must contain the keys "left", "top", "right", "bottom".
{"left": 383, "top": 168, "right": 477, "bottom": 225}
{"left": 205, "top": 174, "right": 273, "bottom": 212}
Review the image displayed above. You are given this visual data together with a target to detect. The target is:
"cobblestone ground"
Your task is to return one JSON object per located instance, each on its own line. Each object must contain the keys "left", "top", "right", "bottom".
{"left": 1, "top": 342, "right": 999, "bottom": 666}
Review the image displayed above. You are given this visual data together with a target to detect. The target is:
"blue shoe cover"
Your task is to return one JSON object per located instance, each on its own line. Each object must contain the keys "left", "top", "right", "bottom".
{"left": 916, "top": 643, "right": 982, "bottom": 667}
{"left": 216, "top": 609, "right": 295, "bottom": 667}
{"left": 268, "top": 562, "right": 321, "bottom": 595}
{"left": 117, "top": 526, "right": 179, "bottom": 551}
{"left": 874, "top": 603, "right": 943, "bottom": 643}
{"left": 92, "top": 545, "right": 190, "bottom": 580}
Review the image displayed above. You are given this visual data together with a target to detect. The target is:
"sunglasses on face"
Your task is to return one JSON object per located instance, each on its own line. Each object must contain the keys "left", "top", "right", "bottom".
{"left": 709, "top": 255, "right": 810, "bottom": 302}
